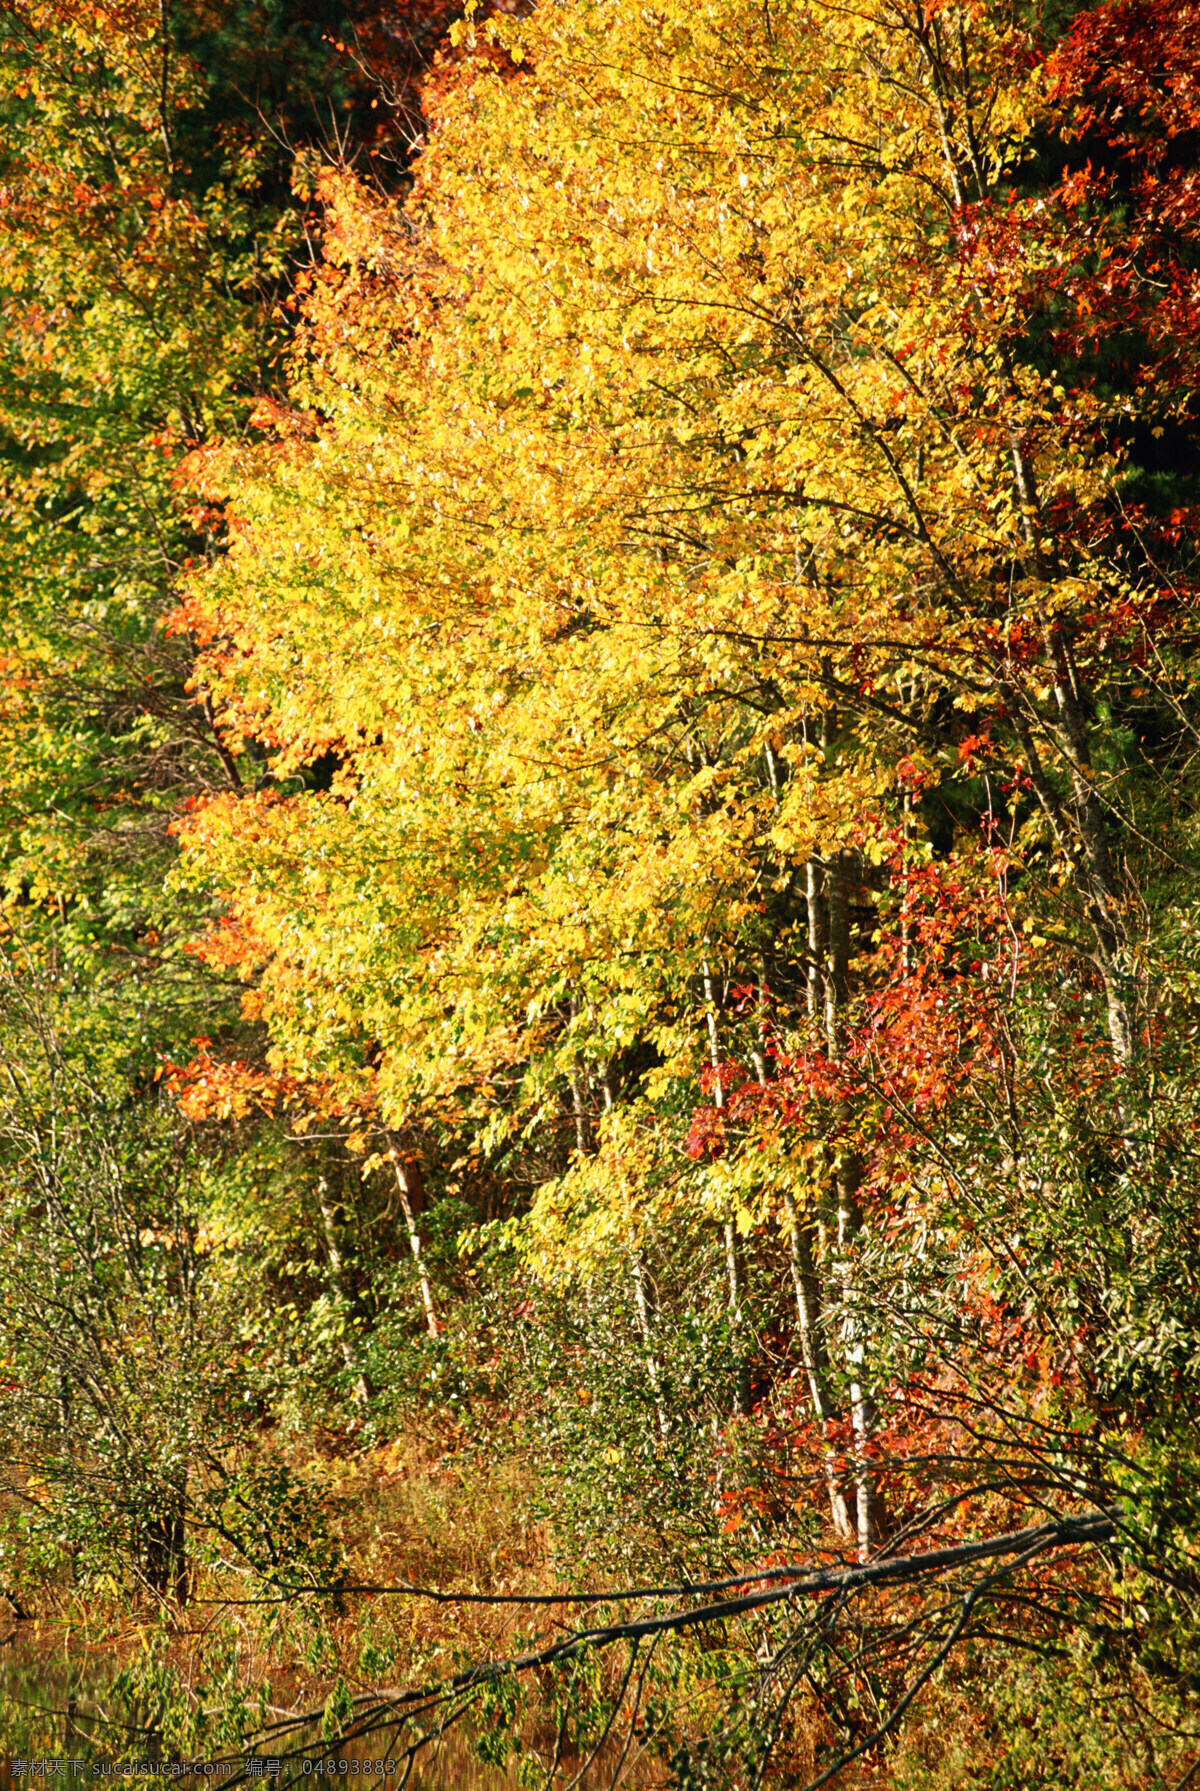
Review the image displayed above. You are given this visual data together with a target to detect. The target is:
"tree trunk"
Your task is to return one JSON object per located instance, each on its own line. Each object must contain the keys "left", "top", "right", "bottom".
{"left": 783, "top": 1189, "right": 855, "bottom": 1541}
{"left": 806, "top": 856, "right": 826, "bottom": 1023}
{"left": 824, "top": 849, "right": 882, "bottom": 1558}
{"left": 142, "top": 1476, "right": 188, "bottom": 1605}
{"left": 1004, "top": 431, "right": 1135, "bottom": 1067}
{"left": 704, "top": 953, "right": 752, "bottom": 1417}
{"left": 836, "top": 1147, "right": 880, "bottom": 1559}
{"left": 387, "top": 1149, "right": 439, "bottom": 1339}
{"left": 723, "top": 1218, "right": 753, "bottom": 1418}
{"left": 630, "top": 1249, "right": 670, "bottom": 1443}
{"left": 319, "top": 1178, "right": 372, "bottom": 1398}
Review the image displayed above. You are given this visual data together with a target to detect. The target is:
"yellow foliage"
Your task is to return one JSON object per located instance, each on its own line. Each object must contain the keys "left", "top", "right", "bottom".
{"left": 176, "top": 0, "right": 1116, "bottom": 1271}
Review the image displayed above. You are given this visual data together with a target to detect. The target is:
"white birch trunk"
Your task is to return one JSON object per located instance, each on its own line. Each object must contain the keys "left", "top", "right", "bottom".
{"left": 389, "top": 1152, "right": 439, "bottom": 1340}
{"left": 704, "top": 952, "right": 751, "bottom": 1417}
{"left": 783, "top": 1188, "right": 855, "bottom": 1541}
{"left": 630, "top": 1249, "right": 670, "bottom": 1443}
{"left": 825, "top": 852, "right": 881, "bottom": 1558}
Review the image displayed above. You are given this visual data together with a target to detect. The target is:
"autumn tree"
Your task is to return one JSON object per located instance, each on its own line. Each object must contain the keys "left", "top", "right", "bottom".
{"left": 0, "top": 0, "right": 439, "bottom": 1053}
{"left": 0, "top": 0, "right": 467, "bottom": 1608}
{"left": 178, "top": 0, "right": 1195, "bottom": 1396}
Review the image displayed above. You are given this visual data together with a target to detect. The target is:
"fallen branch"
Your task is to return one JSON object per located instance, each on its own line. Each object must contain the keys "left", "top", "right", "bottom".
{"left": 253, "top": 1510, "right": 1117, "bottom": 1752}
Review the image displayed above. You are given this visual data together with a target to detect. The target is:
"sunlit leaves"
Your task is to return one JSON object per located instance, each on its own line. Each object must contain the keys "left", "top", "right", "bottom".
{"left": 177, "top": 0, "right": 1199, "bottom": 1308}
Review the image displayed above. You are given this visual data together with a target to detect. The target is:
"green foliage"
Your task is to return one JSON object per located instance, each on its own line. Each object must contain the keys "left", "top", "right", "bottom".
{"left": 473, "top": 1672, "right": 525, "bottom": 1771}
{"left": 0, "top": 0, "right": 393, "bottom": 1072}
{"left": 0, "top": 936, "right": 352, "bottom": 1610}
{"left": 203, "top": 1452, "right": 345, "bottom": 1591}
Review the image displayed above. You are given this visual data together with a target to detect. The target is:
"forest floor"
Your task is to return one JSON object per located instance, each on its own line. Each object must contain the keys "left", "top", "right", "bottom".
{"left": 0, "top": 1424, "right": 999, "bottom": 1788}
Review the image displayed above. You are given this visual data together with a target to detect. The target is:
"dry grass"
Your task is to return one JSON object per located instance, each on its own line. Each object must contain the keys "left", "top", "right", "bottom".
{"left": 9, "top": 1424, "right": 1149, "bottom": 1788}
